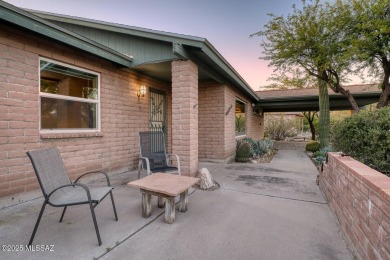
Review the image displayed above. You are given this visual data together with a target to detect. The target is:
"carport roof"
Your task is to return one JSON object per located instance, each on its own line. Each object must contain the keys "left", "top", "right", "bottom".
{"left": 256, "top": 84, "right": 381, "bottom": 112}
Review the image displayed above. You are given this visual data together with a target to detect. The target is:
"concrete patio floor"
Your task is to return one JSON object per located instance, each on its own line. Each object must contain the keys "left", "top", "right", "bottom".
{"left": 0, "top": 150, "right": 355, "bottom": 260}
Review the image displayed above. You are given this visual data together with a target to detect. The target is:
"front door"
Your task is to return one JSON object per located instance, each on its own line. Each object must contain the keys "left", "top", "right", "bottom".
{"left": 149, "top": 88, "right": 166, "bottom": 133}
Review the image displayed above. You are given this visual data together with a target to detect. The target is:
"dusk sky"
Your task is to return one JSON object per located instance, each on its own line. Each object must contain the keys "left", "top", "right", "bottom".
{"left": 5, "top": 0, "right": 315, "bottom": 90}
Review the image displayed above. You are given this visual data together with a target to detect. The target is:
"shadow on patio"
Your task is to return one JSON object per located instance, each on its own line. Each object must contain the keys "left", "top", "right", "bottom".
{"left": 0, "top": 150, "right": 354, "bottom": 260}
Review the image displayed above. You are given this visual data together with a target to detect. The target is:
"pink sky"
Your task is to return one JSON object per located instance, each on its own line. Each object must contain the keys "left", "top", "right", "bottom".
{"left": 4, "top": 0, "right": 367, "bottom": 90}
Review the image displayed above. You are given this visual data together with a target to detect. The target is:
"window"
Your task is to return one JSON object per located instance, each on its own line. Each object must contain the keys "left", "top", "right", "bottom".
{"left": 39, "top": 59, "right": 100, "bottom": 132}
{"left": 235, "top": 100, "right": 245, "bottom": 136}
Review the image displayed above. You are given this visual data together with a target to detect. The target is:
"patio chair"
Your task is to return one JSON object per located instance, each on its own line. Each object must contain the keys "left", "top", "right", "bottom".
{"left": 26, "top": 147, "right": 118, "bottom": 246}
{"left": 138, "top": 131, "right": 181, "bottom": 178}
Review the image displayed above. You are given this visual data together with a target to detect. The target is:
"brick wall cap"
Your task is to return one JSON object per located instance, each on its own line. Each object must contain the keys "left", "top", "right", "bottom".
{"left": 380, "top": 189, "right": 390, "bottom": 202}
{"left": 362, "top": 175, "right": 390, "bottom": 193}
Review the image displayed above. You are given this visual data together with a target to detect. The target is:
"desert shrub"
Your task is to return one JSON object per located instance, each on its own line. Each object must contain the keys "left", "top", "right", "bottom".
{"left": 305, "top": 140, "right": 321, "bottom": 152}
{"left": 331, "top": 107, "right": 390, "bottom": 175}
{"left": 264, "top": 115, "right": 297, "bottom": 140}
{"left": 313, "top": 147, "right": 332, "bottom": 165}
{"left": 235, "top": 142, "right": 251, "bottom": 162}
{"left": 242, "top": 137, "right": 274, "bottom": 158}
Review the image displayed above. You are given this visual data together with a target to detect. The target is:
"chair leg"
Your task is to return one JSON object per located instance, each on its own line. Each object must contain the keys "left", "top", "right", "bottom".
{"left": 89, "top": 202, "right": 102, "bottom": 246}
{"left": 138, "top": 161, "right": 142, "bottom": 179}
{"left": 29, "top": 201, "right": 47, "bottom": 246}
{"left": 59, "top": 206, "right": 67, "bottom": 222}
{"left": 110, "top": 191, "right": 118, "bottom": 221}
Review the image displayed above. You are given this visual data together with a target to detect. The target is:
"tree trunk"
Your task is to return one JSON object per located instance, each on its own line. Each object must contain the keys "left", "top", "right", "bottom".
{"left": 377, "top": 58, "right": 390, "bottom": 108}
{"left": 309, "top": 121, "right": 316, "bottom": 140}
{"left": 303, "top": 111, "right": 317, "bottom": 140}
{"left": 318, "top": 78, "right": 330, "bottom": 148}
{"left": 336, "top": 87, "right": 360, "bottom": 112}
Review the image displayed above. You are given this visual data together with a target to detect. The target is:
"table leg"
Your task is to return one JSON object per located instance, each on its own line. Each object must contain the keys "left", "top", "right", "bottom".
{"left": 165, "top": 197, "right": 175, "bottom": 224}
{"left": 142, "top": 192, "right": 152, "bottom": 218}
{"left": 179, "top": 190, "right": 188, "bottom": 212}
{"left": 158, "top": 195, "right": 165, "bottom": 208}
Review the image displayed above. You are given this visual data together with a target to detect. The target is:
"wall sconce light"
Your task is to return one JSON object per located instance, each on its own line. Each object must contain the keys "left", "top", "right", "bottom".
{"left": 137, "top": 85, "right": 147, "bottom": 98}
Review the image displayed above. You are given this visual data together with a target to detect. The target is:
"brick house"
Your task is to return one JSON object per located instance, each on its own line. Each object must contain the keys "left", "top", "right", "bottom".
{"left": 0, "top": 2, "right": 263, "bottom": 199}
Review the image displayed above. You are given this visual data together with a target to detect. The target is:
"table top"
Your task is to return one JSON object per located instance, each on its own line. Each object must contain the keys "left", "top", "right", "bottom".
{"left": 127, "top": 173, "right": 199, "bottom": 197}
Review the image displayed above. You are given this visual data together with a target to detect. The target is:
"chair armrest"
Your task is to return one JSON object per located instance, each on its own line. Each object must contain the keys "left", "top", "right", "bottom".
{"left": 75, "top": 171, "right": 111, "bottom": 186}
{"left": 139, "top": 157, "right": 151, "bottom": 175}
{"left": 47, "top": 183, "right": 92, "bottom": 202}
{"left": 166, "top": 154, "right": 181, "bottom": 175}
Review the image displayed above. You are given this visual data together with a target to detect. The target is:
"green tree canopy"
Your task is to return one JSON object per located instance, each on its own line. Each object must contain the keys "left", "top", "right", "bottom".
{"left": 347, "top": 0, "right": 390, "bottom": 107}
{"left": 253, "top": 0, "right": 360, "bottom": 112}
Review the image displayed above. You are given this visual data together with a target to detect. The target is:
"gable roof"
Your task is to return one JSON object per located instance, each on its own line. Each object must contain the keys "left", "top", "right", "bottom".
{"left": 0, "top": 1, "right": 133, "bottom": 66}
{"left": 29, "top": 9, "right": 259, "bottom": 101}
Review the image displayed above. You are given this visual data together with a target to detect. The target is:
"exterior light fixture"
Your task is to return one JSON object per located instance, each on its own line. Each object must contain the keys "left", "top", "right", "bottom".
{"left": 137, "top": 85, "right": 147, "bottom": 98}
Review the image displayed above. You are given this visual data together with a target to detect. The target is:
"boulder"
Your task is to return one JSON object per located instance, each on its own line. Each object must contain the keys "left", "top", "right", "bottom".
{"left": 196, "top": 168, "right": 214, "bottom": 189}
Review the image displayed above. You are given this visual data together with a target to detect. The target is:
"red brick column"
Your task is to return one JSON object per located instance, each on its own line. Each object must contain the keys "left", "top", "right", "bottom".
{"left": 171, "top": 60, "right": 198, "bottom": 176}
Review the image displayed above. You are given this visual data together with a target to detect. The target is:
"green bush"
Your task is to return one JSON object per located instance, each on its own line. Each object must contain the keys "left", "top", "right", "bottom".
{"left": 235, "top": 142, "right": 251, "bottom": 162}
{"left": 305, "top": 140, "right": 321, "bottom": 152}
{"left": 331, "top": 107, "right": 390, "bottom": 175}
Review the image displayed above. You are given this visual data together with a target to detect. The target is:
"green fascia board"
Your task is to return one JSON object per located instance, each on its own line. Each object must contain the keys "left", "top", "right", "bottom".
{"left": 201, "top": 41, "right": 259, "bottom": 101}
{"left": 257, "top": 92, "right": 381, "bottom": 103}
{"left": 0, "top": 2, "right": 132, "bottom": 67}
{"left": 30, "top": 10, "right": 259, "bottom": 101}
{"left": 31, "top": 10, "right": 205, "bottom": 48}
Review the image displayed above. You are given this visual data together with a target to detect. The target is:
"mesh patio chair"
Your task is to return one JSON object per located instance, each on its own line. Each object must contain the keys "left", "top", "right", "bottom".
{"left": 138, "top": 131, "right": 181, "bottom": 178}
{"left": 26, "top": 147, "right": 118, "bottom": 246}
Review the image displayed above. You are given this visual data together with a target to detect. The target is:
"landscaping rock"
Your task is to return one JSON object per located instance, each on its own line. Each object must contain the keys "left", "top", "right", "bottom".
{"left": 196, "top": 168, "right": 214, "bottom": 189}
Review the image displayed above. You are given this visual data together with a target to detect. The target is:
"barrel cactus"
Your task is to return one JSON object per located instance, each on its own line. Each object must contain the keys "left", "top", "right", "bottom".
{"left": 236, "top": 142, "right": 251, "bottom": 162}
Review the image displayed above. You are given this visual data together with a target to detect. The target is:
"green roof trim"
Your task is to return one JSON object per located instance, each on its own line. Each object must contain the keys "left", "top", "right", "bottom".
{"left": 30, "top": 9, "right": 259, "bottom": 101}
{"left": 0, "top": 1, "right": 133, "bottom": 67}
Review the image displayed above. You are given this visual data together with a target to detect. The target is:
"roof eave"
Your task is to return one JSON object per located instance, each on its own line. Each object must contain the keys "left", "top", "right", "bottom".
{"left": 201, "top": 41, "right": 259, "bottom": 101}
{"left": 0, "top": 2, "right": 133, "bottom": 67}
{"left": 31, "top": 10, "right": 259, "bottom": 101}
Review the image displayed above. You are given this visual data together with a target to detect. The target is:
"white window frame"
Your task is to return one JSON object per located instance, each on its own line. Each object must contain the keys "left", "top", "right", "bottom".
{"left": 39, "top": 58, "right": 101, "bottom": 134}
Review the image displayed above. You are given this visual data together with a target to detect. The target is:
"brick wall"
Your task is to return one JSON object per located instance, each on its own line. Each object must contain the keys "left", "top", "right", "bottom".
{"left": 320, "top": 153, "right": 390, "bottom": 260}
{"left": 198, "top": 83, "right": 264, "bottom": 161}
{"left": 198, "top": 82, "right": 225, "bottom": 160}
{"left": 0, "top": 23, "right": 171, "bottom": 198}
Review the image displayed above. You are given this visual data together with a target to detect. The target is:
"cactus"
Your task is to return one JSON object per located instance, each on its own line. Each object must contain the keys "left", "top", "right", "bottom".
{"left": 305, "top": 140, "right": 321, "bottom": 152}
{"left": 236, "top": 142, "right": 251, "bottom": 162}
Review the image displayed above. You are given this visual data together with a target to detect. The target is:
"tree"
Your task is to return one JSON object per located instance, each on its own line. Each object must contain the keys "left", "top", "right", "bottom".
{"left": 346, "top": 0, "right": 390, "bottom": 108}
{"left": 303, "top": 111, "right": 318, "bottom": 140}
{"left": 252, "top": 0, "right": 364, "bottom": 147}
{"left": 265, "top": 68, "right": 317, "bottom": 89}
{"left": 253, "top": 0, "right": 361, "bottom": 113}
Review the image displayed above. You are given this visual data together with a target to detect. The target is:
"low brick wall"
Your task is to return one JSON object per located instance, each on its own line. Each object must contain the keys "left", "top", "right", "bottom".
{"left": 320, "top": 152, "right": 390, "bottom": 260}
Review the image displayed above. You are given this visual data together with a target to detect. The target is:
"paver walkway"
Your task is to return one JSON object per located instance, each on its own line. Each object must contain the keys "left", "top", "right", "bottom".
{"left": 0, "top": 150, "right": 354, "bottom": 259}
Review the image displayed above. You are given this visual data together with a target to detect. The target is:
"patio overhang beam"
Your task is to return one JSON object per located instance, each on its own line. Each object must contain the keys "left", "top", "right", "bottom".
{"left": 0, "top": 2, "right": 133, "bottom": 67}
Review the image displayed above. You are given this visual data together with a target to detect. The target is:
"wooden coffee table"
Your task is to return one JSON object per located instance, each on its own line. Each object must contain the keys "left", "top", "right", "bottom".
{"left": 127, "top": 173, "right": 199, "bottom": 224}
